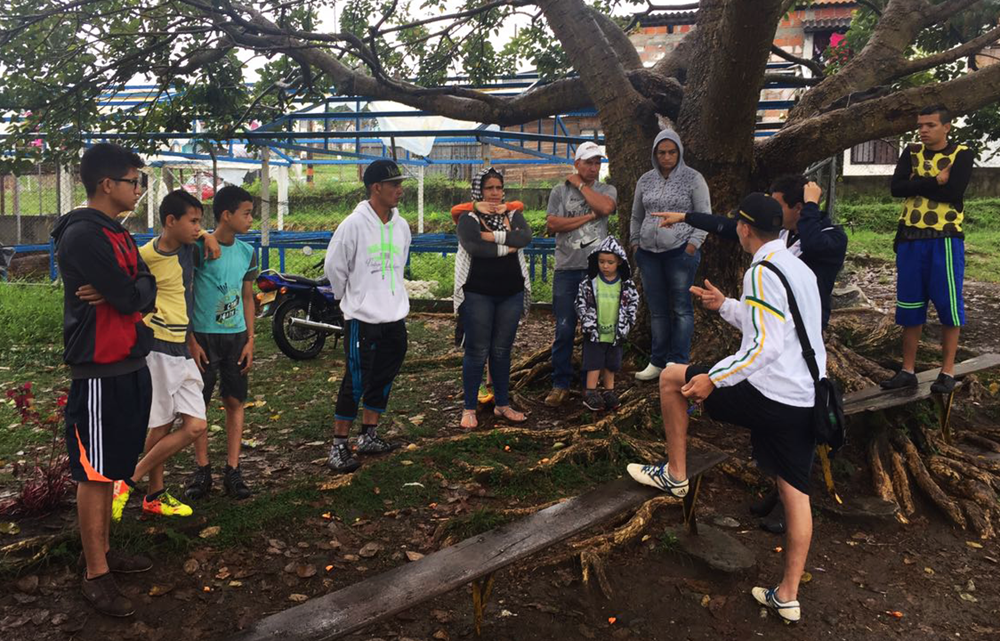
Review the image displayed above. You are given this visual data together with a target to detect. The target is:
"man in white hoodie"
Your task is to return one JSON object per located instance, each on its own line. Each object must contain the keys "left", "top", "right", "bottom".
{"left": 324, "top": 160, "right": 411, "bottom": 474}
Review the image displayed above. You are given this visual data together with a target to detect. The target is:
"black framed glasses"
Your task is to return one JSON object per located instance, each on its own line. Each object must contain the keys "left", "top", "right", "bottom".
{"left": 108, "top": 177, "right": 142, "bottom": 189}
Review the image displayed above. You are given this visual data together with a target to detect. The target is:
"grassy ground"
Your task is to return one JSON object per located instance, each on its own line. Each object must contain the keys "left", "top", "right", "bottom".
{"left": 0, "top": 283, "right": 617, "bottom": 555}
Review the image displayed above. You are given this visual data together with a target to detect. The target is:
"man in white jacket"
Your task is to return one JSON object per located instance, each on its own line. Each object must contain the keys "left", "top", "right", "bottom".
{"left": 627, "top": 193, "right": 826, "bottom": 624}
{"left": 324, "top": 160, "right": 411, "bottom": 474}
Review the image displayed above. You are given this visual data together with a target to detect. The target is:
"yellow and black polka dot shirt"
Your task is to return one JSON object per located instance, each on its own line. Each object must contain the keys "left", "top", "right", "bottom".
{"left": 890, "top": 142, "right": 974, "bottom": 242}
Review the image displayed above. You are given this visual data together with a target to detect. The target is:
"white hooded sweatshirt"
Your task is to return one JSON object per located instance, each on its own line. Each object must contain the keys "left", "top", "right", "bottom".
{"left": 324, "top": 200, "right": 411, "bottom": 324}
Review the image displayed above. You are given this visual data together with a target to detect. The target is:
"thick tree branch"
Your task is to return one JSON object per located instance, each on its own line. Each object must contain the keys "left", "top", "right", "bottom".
{"left": 589, "top": 7, "right": 643, "bottom": 70}
{"left": 895, "top": 23, "right": 1000, "bottom": 77}
{"left": 650, "top": 28, "right": 696, "bottom": 82}
{"left": 770, "top": 44, "right": 824, "bottom": 76}
{"left": 757, "top": 60, "right": 1000, "bottom": 177}
{"left": 792, "top": 0, "right": 997, "bottom": 120}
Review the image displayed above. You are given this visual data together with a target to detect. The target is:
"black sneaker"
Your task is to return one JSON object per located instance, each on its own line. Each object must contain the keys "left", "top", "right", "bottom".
{"left": 602, "top": 389, "right": 621, "bottom": 410}
{"left": 750, "top": 486, "right": 779, "bottom": 517}
{"left": 880, "top": 370, "right": 918, "bottom": 390}
{"left": 930, "top": 372, "right": 958, "bottom": 394}
{"left": 327, "top": 442, "right": 360, "bottom": 474}
{"left": 583, "top": 390, "right": 606, "bottom": 412}
{"left": 184, "top": 464, "right": 212, "bottom": 500}
{"left": 223, "top": 465, "right": 253, "bottom": 500}
{"left": 760, "top": 502, "right": 786, "bottom": 535}
{"left": 356, "top": 431, "right": 401, "bottom": 455}
{"left": 81, "top": 573, "right": 134, "bottom": 618}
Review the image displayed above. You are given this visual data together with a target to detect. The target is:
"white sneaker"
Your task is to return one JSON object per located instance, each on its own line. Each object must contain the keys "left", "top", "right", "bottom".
{"left": 626, "top": 462, "right": 689, "bottom": 497}
{"left": 752, "top": 586, "right": 801, "bottom": 623}
{"left": 634, "top": 363, "right": 664, "bottom": 381}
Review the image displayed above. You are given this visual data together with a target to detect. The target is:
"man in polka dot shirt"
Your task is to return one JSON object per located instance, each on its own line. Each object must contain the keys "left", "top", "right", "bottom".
{"left": 882, "top": 105, "right": 975, "bottom": 394}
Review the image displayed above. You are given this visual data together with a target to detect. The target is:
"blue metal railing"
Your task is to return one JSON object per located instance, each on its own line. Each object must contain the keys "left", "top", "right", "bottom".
{"left": 10, "top": 231, "right": 556, "bottom": 284}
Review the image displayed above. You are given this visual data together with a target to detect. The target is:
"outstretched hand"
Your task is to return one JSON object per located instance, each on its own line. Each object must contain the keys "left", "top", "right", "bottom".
{"left": 690, "top": 279, "right": 725, "bottom": 312}
{"left": 651, "top": 211, "right": 686, "bottom": 227}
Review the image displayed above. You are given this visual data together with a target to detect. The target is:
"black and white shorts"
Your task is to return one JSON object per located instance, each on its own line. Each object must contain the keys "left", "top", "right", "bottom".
{"left": 65, "top": 367, "right": 152, "bottom": 483}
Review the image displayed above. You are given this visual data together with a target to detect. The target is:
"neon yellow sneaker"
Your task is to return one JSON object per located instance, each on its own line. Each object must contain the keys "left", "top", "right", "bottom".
{"left": 142, "top": 491, "right": 193, "bottom": 518}
{"left": 111, "top": 480, "right": 132, "bottom": 523}
{"left": 477, "top": 382, "right": 494, "bottom": 405}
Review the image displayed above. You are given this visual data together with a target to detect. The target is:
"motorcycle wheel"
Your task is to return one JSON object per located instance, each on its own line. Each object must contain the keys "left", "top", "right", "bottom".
{"left": 272, "top": 299, "right": 327, "bottom": 360}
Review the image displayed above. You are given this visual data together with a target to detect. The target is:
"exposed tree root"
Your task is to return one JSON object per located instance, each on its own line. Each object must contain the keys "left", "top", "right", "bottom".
{"left": 960, "top": 433, "right": 1000, "bottom": 454}
{"left": 869, "top": 435, "right": 897, "bottom": 505}
{"left": 893, "top": 434, "right": 967, "bottom": 530}
{"left": 0, "top": 533, "right": 72, "bottom": 572}
{"left": 889, "top": 448, "right": 916, "bottom": 516}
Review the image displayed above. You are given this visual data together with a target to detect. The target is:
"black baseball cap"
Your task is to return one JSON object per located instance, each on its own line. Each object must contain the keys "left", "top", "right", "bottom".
{"left": 363, "top": 159, "right": 406, "bottom": 188}
{"left": 737, "top": 192, "right": 784, "bottom": 232}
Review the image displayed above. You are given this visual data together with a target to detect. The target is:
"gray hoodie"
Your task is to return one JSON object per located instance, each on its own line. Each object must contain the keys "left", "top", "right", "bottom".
{"left": 629, "top": 130, "right": 710, "bottom": 252}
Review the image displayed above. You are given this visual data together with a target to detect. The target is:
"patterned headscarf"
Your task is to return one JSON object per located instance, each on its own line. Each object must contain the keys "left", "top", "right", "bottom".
{"left": 471, "top": 167, "right": 508, "bottom": 231}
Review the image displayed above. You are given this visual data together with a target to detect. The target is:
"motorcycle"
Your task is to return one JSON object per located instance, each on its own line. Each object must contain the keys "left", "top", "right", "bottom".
{"left": 256, "top": 269, "right": 344, "bottom": 360}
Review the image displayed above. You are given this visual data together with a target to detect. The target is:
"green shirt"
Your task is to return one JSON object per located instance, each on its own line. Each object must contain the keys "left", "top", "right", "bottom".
{"left": 191, "top": 237, "right": 257, "bottom": 334}
{"left": 596, "top": 275, "right": 621, "bottom": 343}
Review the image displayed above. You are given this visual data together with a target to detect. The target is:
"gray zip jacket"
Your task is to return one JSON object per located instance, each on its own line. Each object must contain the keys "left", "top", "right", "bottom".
{"left": 629, "top": 129, "right": 710, "bottom": 252}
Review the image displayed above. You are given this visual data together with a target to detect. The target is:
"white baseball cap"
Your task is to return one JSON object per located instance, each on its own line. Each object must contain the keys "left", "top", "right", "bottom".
{"left": 574, "top": 141, "right": 604, "bottom": 162}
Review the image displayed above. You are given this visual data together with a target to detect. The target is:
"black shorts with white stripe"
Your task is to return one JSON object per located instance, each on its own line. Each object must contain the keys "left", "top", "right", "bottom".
{"left": 64, "top": 367, "right": 152, "bottom": 483}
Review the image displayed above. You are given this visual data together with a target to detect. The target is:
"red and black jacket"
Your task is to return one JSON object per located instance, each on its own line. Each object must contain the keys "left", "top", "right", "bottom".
{"left": 52, "top": 208, "right": 156, "bottom": 379}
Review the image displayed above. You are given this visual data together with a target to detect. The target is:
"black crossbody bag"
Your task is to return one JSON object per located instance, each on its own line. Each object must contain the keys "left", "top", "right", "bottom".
{"left": 759, "top": 261, "right": 846, "bottom": 455}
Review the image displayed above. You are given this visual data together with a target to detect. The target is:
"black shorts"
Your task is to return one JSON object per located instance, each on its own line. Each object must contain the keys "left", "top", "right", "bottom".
{"left": 335, "top": 319, "right": 408, "bottom": 421}
{"left": 582, "top": 340, "right": 622, "bottom": 373}
{"left": 195, "top": 331, "right": 249, "bottom": 404}
{"left": 686, "top": 365, "right": 816, "bottom": 494}
{"left": 65, "top": 367, "right": 152, "bottom": 483}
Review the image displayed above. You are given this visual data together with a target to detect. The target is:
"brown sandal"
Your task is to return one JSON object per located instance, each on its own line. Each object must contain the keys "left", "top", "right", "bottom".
{"left": 460, "top": 409, "right": 478, "bottom": 430}
{"left": 494, "top": 405, "right": 527, "bottom": 423}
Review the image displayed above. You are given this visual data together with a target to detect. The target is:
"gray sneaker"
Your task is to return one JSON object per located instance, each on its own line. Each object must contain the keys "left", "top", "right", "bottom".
{"left": 583, "top": 390, "right": 606, "bottom": 412}
{"left": 356, "top": 431, "right": 401, "bottom": 455}
{"left": 327, "top": 442, "right": 360, "bottom": 474}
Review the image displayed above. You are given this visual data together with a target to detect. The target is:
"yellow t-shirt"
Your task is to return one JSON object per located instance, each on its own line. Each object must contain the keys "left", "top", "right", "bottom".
{"left": 139, "top": 239, "right": 195, "bottom": 345}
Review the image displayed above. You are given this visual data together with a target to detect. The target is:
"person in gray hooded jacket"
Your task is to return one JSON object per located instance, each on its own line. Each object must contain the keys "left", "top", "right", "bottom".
{"left": 630, "top": 130, "right": 711, "bottom": 381}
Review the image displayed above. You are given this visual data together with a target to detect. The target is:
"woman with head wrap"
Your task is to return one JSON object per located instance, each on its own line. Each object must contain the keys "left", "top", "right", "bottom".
{"left": 453, "top": 168, "right": 532, "bottom": 429}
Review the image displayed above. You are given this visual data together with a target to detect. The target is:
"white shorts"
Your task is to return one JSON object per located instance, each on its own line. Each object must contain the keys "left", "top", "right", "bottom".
{"left": 146, "top": 351, "right": 207, "bottom": 428}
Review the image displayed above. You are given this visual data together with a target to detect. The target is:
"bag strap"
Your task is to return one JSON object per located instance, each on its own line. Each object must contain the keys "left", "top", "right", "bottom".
{"left": 758, "top": 260, "right": 822, "bottom": 384}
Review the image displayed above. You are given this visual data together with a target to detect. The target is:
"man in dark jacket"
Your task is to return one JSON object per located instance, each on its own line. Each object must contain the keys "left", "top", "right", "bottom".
{"left": 52, "top": 143, "right": 157, "bottom": 618}
{"left": 653, "top": 177, "right": 847, "bottom": 330}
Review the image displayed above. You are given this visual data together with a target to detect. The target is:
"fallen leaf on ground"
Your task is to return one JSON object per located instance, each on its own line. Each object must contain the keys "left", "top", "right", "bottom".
{"left": 608, "top": 617, "right": 616, "bottom": 625}
{"left": 215, "top": 567, "right": 231, "bottom": 580}
{"left": 289, "top": 594, "right": 309, "bottom": 603}
{"left": 359, "top": 542, "right": 381, "bottom": 558}
{"left": 966, "top": 541, "right": 984, "bottom": 549}
{"left": 199, "top": 526, "right": 221, "bottom": 539}
{"left": 700, "top": 594, "right": 711, "bottom": 607}
{"left": 885, "top": 610, "right": 904, "bottom": 619}
{"left": 183, "top": 559, "right": 200, "bottom": 574}
{"left": 925, "top": 567, "right": 935, "bottom": 575}
{"left": 325, "top": 565, "right": 334, "bottom": 572}
{"left": 959, "top": 592, "right": 978, "bottom": 603}
{"left": 228, "top": 581, "right": 243, "bottom": 588}
{"left": 0, "top": 521, "right": 21, "bottom": 535}
{"left": 296, "top": 564, "right": 317, "bottom": 578}
{"left": 409, "top": 414, "right": 425, "bottom": 425}
{"left": 801, "top": 571, "right": 812, "bottom": 583}
{"left": 405, "top": 551, "right": 425, "bottom": 562}
{"left": 148, "top": 585, "right": 173, "bottom": 597}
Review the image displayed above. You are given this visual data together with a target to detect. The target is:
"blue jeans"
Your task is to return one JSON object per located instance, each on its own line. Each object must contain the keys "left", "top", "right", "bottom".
{"left": 635, "top": 247, "right": 700, "bottom": 367}
{"left": 551, "top": 269, "right": 587, "bottom": 389}
{"left": 461, "top": 291, "right": 524, "bottom": 410}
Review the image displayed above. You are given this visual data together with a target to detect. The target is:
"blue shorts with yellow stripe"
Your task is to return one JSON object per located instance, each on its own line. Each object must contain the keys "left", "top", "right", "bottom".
{"left": 895, "top": 237, "right": 964, "bottom": 327}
